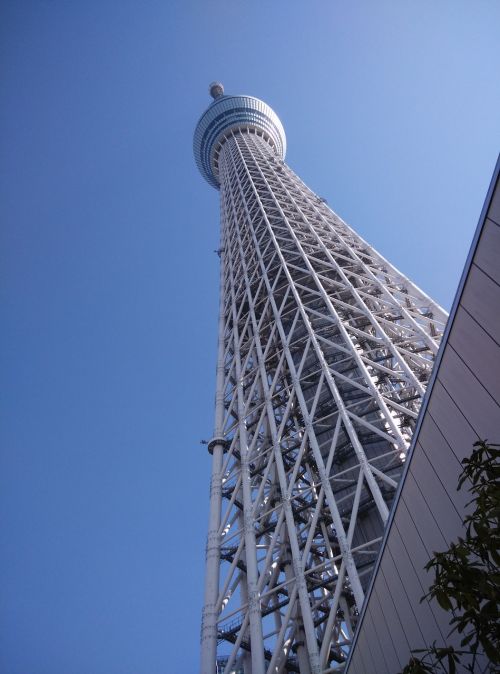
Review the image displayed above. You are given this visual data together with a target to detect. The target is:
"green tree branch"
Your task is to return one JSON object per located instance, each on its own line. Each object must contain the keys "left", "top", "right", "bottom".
{"left": 400, "top": 441, "right": 500, "bottom": 674}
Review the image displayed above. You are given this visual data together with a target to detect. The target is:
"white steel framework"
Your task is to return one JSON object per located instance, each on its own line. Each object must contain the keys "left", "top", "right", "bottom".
{"left": 194, "top": 85, "right": 447, "bottom": 674}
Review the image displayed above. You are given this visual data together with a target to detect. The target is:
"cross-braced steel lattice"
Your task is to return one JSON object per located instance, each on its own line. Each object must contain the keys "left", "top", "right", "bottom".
{"left": 193, "top": 84, "right": 447, "bottom": 674}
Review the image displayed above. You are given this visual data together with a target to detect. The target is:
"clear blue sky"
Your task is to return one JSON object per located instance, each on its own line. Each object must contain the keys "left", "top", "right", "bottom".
{"left": 2, "top": 2, "right": 499, "bottom": 673}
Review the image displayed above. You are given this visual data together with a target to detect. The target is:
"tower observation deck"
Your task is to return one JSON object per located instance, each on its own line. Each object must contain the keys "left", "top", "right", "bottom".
{"left": 193, "top": 84, "right": 447, "bottom": 674}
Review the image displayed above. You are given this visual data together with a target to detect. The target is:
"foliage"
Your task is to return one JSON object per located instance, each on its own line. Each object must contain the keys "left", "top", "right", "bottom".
{"left": 400, "top": 441, "right": 500, "bottom": 674}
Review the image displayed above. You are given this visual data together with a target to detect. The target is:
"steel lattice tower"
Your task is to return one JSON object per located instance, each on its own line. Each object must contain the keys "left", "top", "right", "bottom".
{"left": 193, "top": 83, "right": 447, "bottom": 674}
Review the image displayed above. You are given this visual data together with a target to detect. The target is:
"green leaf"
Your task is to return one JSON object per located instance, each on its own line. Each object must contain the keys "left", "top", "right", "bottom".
{"left": 435, "top": 590, "right": 453, "bottom": 611}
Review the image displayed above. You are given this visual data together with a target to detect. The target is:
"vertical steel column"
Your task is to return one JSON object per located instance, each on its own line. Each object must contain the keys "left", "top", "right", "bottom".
{"left": 200, "top": 227, "right": 227, "bottom": 674}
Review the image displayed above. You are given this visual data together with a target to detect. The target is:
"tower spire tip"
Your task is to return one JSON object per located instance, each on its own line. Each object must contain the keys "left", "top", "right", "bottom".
{"left": 209, "top": 81, "right": 224, "bottom": 100}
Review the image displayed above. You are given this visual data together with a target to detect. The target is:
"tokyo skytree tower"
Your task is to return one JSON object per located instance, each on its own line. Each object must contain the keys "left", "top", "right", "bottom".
{"left": 193, "top": 83, "right": 447, "bottom": 674}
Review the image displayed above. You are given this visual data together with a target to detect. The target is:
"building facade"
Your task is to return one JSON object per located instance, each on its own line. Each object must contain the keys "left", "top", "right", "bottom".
{"left": 193, "top": 84, "right": 447, "bottom": 674}
{"left": 345, "top": 156, "right": 500, "bottom": 674}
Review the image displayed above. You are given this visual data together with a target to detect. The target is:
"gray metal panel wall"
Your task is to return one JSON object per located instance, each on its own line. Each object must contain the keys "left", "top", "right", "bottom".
{"left": 346, "top": 157, "right": 500, "bottom": 674}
